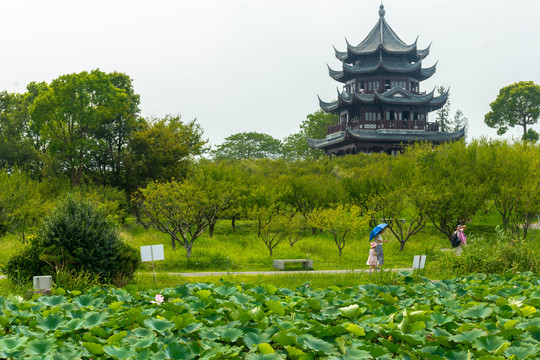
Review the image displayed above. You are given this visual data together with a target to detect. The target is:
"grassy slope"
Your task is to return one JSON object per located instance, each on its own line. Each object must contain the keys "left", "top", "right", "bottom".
{"left": 1, "top": 207, "right": 538, "bottom": 293}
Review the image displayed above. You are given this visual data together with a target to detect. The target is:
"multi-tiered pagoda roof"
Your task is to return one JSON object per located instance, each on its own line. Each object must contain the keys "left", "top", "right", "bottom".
{"left": 309, "top": 5, "right": 464, "bottom": 156}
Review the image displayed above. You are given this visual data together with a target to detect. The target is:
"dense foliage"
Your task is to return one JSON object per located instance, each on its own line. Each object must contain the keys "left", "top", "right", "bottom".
{"left": 3, "top": 195, "right": 140, "bottom": 287}
{"left": 134, "top": 140, "right": 539, "bottom": 258}
{"left": 0, "top": 70, "right": 206, "bottom": 194}
{"left": 0, "top": 273, "right": 538, "bottom": 359}
{"left": 485, "top": 81, "right": 540, "bottom": 140}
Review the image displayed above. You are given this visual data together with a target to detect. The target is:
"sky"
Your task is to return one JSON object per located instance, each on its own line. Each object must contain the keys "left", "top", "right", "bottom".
{"left": 1, "top": 0, "right": 539, "bottom": 148}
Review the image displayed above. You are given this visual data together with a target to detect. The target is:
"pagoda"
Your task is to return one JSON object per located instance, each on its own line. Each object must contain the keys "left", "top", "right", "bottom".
{"left": 308, "top": 5, "right": 464, "bottom": 156}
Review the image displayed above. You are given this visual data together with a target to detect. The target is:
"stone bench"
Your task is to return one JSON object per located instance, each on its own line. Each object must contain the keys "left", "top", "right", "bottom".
{"left": 273, "top": 259, "right": 313, "bottom": 270}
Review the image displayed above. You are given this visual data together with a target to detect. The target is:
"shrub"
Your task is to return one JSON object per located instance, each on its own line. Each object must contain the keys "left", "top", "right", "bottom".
{"left": 431, "top": 226, "right": 539, "bottom": 275}
{"left": 1, "top": 244, "right": 46, "bottom": 285}
{"left": 3, "top": 194, "right": 141, "bottom": 287}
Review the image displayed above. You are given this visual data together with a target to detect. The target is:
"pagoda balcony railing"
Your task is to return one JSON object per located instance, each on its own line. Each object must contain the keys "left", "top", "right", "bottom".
{"left": 326, "top": 120, "right": 439, "bottom": 135}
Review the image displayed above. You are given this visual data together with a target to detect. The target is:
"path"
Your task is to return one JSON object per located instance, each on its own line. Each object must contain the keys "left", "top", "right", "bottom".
{"left": 0, "top": 268, "right": 414, "bottom": 281}
{"left": 143, "top": 268, "right": 413, "bottom": 277}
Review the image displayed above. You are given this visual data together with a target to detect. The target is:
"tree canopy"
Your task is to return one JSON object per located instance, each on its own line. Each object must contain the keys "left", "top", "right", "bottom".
{"left": 485, "top": 81, "right": 540, "bottom": 140}
{"left": 211, "top": 132, "right": 282, "bottom": 160}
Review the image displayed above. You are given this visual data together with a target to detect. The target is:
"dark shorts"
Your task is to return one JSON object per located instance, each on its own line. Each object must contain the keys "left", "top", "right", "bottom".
{"left": 375, "top": 244, "right": 384, "bottom": 265}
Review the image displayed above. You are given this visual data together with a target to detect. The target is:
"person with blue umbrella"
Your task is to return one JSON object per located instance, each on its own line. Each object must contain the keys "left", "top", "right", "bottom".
{"left": 369, "top": 223, "right": 388, "bottom": 271}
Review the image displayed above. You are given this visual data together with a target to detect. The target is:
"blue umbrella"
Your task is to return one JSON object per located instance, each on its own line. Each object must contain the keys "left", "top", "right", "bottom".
{"left": 369, "top": 223, "right": 388, "bottom": 241}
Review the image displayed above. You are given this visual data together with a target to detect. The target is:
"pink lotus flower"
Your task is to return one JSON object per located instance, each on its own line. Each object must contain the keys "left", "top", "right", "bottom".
{"left": 151, "top": 294, "right": 164, "bottom": 305}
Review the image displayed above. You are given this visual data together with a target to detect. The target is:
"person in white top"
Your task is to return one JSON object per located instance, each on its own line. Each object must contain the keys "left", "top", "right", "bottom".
{"left": 366, "top": 242, "right": 378, "bottom": 272}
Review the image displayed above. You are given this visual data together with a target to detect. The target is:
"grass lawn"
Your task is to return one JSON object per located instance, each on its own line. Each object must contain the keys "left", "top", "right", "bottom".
{"left": 1, "top": 207, "right": 538, "bottom": 294}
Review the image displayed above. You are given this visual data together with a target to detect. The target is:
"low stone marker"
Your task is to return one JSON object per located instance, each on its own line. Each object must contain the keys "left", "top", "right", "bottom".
{"left": 273, "top": 259, "right": 313, "bottom": 270}
{"left": 33, "top": 275, "right": 52, "bottom": 290}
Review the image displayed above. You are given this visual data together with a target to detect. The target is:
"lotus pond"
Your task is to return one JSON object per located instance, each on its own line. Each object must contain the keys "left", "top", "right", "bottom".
{"left": 0, "top": 272, "right": 538, "bottom": 359}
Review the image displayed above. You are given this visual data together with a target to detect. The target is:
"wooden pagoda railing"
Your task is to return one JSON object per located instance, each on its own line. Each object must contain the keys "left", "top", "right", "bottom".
{"left": 326, "top": 120, "right": 439, "bottom": 135}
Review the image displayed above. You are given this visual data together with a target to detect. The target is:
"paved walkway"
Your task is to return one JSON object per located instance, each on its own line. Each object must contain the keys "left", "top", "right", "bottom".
{"left": 0, "top": 268, "right": 414, "bottom": 281}
{"left": 139, "top": 268, "right": 414, "bottom": 277}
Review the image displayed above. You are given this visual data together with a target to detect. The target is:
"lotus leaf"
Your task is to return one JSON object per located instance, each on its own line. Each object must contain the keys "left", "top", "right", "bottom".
{"left": 103, "top": 344, "right": 138, "bottom": 359}
{"left": 144, "top": 317, "right": 174, "bottom": 333}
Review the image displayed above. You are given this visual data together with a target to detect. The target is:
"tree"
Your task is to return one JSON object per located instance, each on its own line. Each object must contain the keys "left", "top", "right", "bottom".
{"left": 435, "top": 86, "right": 452, "bottom": 132}
{"left": 308, "top": 204, "right": 367, "bottom": 256}
{"left": 4, "top": 194, "right": 140, "bottom": 285}
{"left": 254, "top": 209, "right": 288, "bottom": 256}
{"left": 29, "top": 69, "right": 132, "bottom": 187}
{"left": 452, "top": 109, "right": 469, "bottom": 139}
{"left": 211, "top": 132, "right": 282, "bottom": 160}
{"left": 0, "top": 169, "right": 47, "bottom": 242}
{"left": 0, "top": 91, "right": 41, "bottom": 174}
{"left": 189, "top": 160, "right": 247, "bottom": 237}
{"left": 478, "top": 139, "right": 540, "bottom": 239}
{"left": 126, "top": 115, "right": 207, "bottom": 192}
{"left": 135, "top": 180, "right": 211, "bottom": 258}
{"left": 377, "top": 152, "right": 427, "bottom": 251}
{"left": 281, "top": 110, "right": 338, "bottom": 160}
{"left": 90, "top": 72, "right": 141, "bottom": 189}
{"left": 281, "top": 160, "right": 346, "bottom": 224}
{"left": 411, "top": 141, "right": 489, "bottom": 241}
{"left": 485, "top": 81, "right": 540, "bottom": 138}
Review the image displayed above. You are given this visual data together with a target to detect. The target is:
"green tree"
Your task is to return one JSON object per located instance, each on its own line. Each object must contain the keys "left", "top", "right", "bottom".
{"left": 485, "top": 81, "right": 540, "bottom": 138}
{"left": 211, "top": 132, "right": 282, "bottom": 160}
{"left": 29, "top": 69, "right": 131, "bottom": 186}
{"left": 282, "top": 110, "right": 338, "bottom": 160}
{"left": 281, "top": 160, "right": 345, "bottom": 223}
{"left": 254, "top": 208, "right": 288, "bottom": 256}
{"left": 90, "top": 72, "right": 141, "bottom": 189}
{"left": 0, "top": 170, "right": 47, "bottom": 242}
{"left": 127, "top": 115, "right": 207, "bottom": 192}
{"left": 478, "top": 139, "right": 540, "bottom": 239}
{"left": 4, "top": 194, "right": 140, "bottom": 286}
{"left": 189, "top": 160, "right": 247, "bottom": 237}
{"left": 135, "top": 179, "right": 212, "bottom": 258}
{"left": 377, "top": 152, "right": 427, "bottom": 251}
{"left": 308, "top": 204, "right": 367, "bottom": 256}
{"left": 0, "top": 91, "right": 41, "bottom": 174}
{"left": 452, "top": 109, "right": 469, "bottom": 139}
{"left": 436, "top": 86, "right": 452, "bottom": 132}
{"left": 412, "top": 141, "right": 489, "bottom": 241}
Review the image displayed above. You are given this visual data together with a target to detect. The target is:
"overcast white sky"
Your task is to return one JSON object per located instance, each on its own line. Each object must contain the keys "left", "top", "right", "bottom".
{"left": 1, "top": 0, "right": 539, "bottom": 147}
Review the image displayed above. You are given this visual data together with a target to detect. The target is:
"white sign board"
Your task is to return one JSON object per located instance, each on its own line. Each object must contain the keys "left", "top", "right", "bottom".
{"left": 140, "top": 245, "right": 165, "bottom": 262}
{"left": 33, "top": 275, "right": 53, "bottom": 290}
{"left": 412, "top": 255, "right": 427, "bottom": 270}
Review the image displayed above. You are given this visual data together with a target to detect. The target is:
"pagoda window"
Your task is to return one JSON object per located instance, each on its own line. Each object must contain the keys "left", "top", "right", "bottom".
{"left": 364, "top": 112, "right": 381, "bottom": 121}
{"left": 391, "top": 80, "right": 407, "bottom": 89}
{"left": 385, "top": 79, "right": 391, "bottom": 91}
{"left": 388, "top": 111, "right": 395, "bottom": 121}
{"left": 360, "top": 81, "right": 365, "bottom": 91}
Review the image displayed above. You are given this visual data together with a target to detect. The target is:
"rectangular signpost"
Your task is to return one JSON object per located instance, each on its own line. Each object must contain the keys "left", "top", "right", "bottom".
{"left": 140, "top": 245, "right": 165, "bottom": 285}
{"left": 412, "top": 255, "right": 426, "bottom": 270}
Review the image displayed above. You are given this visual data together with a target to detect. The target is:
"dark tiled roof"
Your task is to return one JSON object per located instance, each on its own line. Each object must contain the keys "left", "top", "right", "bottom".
{"left": 320, "top": 87, "right": 448, "bottom": 111}
{"left": 334, "top": 5, "right": 430, "bottom": 63}
{"left": 307, "top": 127, "right": 465, "bottom": 149}
{"left": 329, "top": 60, "right": 435, "bottom": 83}
{"left": 306, "top": 131, "right": 347, "bottom": 148}
{"left": 348, "top": 127, "right": 465, "bottom": 142}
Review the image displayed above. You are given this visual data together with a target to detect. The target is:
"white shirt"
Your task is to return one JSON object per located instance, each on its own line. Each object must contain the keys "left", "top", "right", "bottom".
{"left": 374, "top": 233, "right": 384, "bottom": 246}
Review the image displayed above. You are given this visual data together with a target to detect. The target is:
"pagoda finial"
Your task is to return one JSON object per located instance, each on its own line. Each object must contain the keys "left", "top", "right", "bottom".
{"left": 379, "top": 4, "right": 385, "bottom": 18}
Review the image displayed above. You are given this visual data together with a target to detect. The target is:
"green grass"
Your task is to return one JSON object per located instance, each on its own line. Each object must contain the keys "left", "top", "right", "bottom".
{"left": 120, "top": 218, "right": 450, "bottom": 274}
{"left": 1, "top": 208, "right": 539, "bottom": 296}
